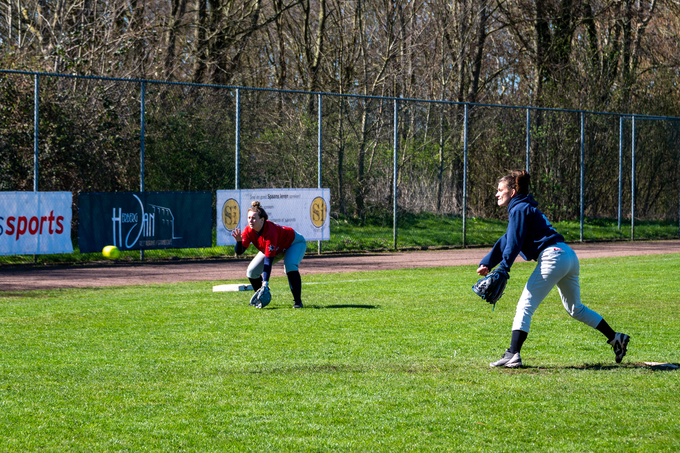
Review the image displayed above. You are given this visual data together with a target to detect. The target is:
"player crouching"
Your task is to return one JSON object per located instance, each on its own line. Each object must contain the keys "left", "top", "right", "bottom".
{"left": 231, "top": 201, "right": 306, "bottom": 309}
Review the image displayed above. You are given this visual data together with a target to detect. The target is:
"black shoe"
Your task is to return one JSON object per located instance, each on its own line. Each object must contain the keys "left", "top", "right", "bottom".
{"left": 608, "top": 333, "right": 630, "bottom": 363}
{"left": 293, "top": 302, "right": 303, "bottom": 309}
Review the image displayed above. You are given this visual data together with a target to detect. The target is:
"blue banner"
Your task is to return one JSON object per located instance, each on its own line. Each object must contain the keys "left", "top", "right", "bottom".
{"left": 78, "top": 192, "right": 212, "bottom": 253}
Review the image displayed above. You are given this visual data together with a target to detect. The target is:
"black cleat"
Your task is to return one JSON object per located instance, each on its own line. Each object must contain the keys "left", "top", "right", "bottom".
{"left": 608, "top": 333, "right": 630, "bottom": 363}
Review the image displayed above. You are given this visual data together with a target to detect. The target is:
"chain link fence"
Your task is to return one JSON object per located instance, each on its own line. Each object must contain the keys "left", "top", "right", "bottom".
{"left": 2, "top": 70, "right": 680, "bottom": 264}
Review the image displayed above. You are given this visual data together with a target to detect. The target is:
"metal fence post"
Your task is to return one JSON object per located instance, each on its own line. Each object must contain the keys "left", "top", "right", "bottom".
{"left": 618, "top": 116, "right": 623, "bottom": 230}
{"left": 525, "top": 108, "right": 531, "bottom": 172}
{"left": 393, "top": 97, "right": 399, "bottom": 250}
{"left": 580, "top": 111, "right": 585, "bottom": 242}
{"left": 140, "top": 81, "right": 146, "bottom": 261}
{"left": 678, "top": 120, "right": 680, "bottom": 238}
{"left": 463, "top": 104, "right": 469, "bottom": 248}
{"left": 318, "top": 93, "right": 322, "bottom": 254}
{"left": 140, "top": 81, "right": 146, "bottom": 192}
{"left": 631, "top": 115, "right": 636, "bottom": 240}
{"left": 33, "top": 74, "right": 39, "bottom": 263}
{"left": 33, "top": 74, "right": 39, "bottom": 192}
{"left": 235, "top": 88, "right": 240, "bottom": 190}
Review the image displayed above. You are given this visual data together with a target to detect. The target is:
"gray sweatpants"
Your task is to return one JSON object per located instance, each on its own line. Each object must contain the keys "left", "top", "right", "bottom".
{"left": 512, "top": 243, "right": 603, "bottom": 333}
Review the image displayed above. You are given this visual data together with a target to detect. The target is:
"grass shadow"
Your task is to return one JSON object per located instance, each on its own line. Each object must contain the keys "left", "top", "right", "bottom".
{"left": 261, "top": 304, "right": 379, "bottom": 310}
{"left": 562, "top": 363, "right": 633, "bottom": 371}
{"left": 501, "top": 362, "right": 679, "bottom": 372}
{"left": 565, "top": 362, "right": 678, "bottom": 371}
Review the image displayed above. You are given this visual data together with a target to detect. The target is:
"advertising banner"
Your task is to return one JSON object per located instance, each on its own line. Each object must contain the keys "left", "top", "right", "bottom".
{"left": 78, "top": 191, "right": 212, "bottom": 253}
{"left": 217, "top": 188, "right": 330, "bottom": 245}
{"left": 0, "top": 191, "right": 73, "bottom": 256}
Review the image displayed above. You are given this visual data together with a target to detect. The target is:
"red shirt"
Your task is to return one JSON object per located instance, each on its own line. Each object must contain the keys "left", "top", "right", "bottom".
{"left": 241, "top": 221, "right": 296, "bottom": 258}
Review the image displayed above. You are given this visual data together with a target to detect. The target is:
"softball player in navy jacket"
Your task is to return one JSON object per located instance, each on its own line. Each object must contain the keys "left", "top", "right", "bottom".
{"left": 477, "top": 170, "right": 630, "bottom": 368}
{"left": 231, "top": 201, "right": 306, "bottom": 308}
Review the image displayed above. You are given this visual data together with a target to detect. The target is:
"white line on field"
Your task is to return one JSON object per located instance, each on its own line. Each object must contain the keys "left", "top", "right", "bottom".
{"left": 303, "top": 277, "right": 392, "bottom": 285}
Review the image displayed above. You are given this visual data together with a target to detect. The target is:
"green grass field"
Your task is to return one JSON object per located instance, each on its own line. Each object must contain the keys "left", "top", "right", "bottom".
{"left": 1, "top": 254, "right": 679, "bottom": 451}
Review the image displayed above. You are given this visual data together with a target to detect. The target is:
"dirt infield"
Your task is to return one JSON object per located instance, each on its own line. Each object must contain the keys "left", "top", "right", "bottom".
{"left": 2, "top": 240, "right": 680, "bottom": 292}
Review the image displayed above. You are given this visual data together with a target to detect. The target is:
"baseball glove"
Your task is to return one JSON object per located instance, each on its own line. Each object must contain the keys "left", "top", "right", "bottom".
{"left": 249, "top": 285, "right": 272, "bottom": 308}
{"left": 472, "top": 268, "right": 509, "bottom": 308}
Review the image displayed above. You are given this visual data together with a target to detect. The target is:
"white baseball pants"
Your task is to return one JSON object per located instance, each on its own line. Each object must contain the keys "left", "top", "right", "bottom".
{"left": 512, "top": 243, "right": 603, "bottom": 333}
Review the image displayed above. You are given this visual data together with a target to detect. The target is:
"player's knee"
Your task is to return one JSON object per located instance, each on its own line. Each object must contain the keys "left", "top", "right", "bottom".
{"left": 246, "top": 268, "right": 261, "bottom": 279}
{"left": 568, "top": 304, "right": 600, "bottom": 327}
{"left": 568, "top": 304, "right": 587, "bottom": 321}
{"left": 284, "top": 263, "right": 299, "bottom": 274}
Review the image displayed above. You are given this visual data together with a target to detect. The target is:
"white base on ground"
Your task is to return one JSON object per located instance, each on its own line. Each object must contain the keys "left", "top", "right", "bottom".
{"left": 213, "top": 284, "right": 253, "bottom": 292}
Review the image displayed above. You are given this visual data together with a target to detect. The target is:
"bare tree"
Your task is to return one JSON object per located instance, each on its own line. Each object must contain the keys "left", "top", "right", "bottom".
{"left": 189, "top": 0, "right": 300, "bottom": 85}
{"left": 164, "top": 0, "right": 188, "bottom": 80}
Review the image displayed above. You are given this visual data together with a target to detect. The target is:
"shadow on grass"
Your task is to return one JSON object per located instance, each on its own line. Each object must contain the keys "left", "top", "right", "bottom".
{"left": 0, "top": 291, "right": 50, "bottom": 298}
{"left": 498, "top": 362, "right": 679, "bottom": 372}
{"left": 566, "top": 362, "right": 678, "bottom": 371}
{"left": 263, "top": 304, "right": 379, "bottom": 310}
{"left": 563, "top": 363, "right": 635, "bottom": 371}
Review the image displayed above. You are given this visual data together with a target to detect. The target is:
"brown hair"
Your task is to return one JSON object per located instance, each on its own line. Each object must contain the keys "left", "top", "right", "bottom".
{"left": 499, "top": 170, "right": 530, "bottom": 195}
{"left": 248, "top": 201, "right": 268, "bottom": 220}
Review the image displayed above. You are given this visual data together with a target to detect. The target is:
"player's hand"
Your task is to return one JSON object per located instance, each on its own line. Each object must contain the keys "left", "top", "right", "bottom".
{"left": 477, "top": 265, "right": 490, "bottom": 277}
{"left": 231, "top": 228, "right": 242, "bottom": 242}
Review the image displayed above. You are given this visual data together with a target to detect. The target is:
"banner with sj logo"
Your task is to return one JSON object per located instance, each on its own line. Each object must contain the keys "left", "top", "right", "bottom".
{"left": 216, "top": 189, "right": 330, "bottom": 245}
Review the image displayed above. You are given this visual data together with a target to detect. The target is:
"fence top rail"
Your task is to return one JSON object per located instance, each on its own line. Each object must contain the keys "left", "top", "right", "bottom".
{"left": 3, "top": 68, "right": 680, "bottom": 122}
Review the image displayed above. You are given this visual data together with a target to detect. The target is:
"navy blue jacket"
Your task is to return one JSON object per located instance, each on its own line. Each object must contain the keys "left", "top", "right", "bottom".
{"left": 480, "top": 194, "right": 564, "bottom": 272}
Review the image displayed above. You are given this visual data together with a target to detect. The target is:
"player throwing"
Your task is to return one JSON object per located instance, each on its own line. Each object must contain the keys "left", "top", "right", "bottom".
{"left": 231, "top": 201, "right": 307, "bottom": 308}
{"left": 478, "top": 170, "right": 630, "bottom": 368}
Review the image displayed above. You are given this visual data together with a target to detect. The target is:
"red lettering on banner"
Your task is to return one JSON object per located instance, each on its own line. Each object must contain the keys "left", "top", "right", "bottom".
{"left": 16, "top": 216, "right": 27, "bottom": 240}
{"left": 29, "top": 217, "right": 39, "bottom": 235}
{"left": 3, "top": 211, "right": 67, "bottom": 240}
{"left": 6, "top": 216, "right": 15, "bottom": 235}
{"left": 48, "top": 211, "right": 55, "bottom": 234}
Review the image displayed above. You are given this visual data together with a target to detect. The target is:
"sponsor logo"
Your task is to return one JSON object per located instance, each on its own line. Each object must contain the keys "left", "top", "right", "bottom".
{"left": 111, "top": 194, "right": 181, "bottom": 249}
{"left": 222, "top": 198, "right": 240, "bottom": 231}
{"left": 0, "top": 211, "right": 65, "bottom": 241}
{"left": 310, "top": 197, "right": 327, "bottom": 228}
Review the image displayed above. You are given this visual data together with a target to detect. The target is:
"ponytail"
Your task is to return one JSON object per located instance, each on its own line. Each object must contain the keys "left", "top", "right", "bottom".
{"left": 248, "top": 201, "right": 268, "bottom": 220}
{"left": 499, "top": 170, "right": 530, "bottom": 194}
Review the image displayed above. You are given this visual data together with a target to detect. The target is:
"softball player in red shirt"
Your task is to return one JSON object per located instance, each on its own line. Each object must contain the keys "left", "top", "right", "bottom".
{"left": 231, "top": 201, "right": 307, "bottom": 308}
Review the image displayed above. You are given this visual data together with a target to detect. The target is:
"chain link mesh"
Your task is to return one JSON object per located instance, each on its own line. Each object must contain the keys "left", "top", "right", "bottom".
{"left": 1, "top": 71, "right": 679, "bottom": 264}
